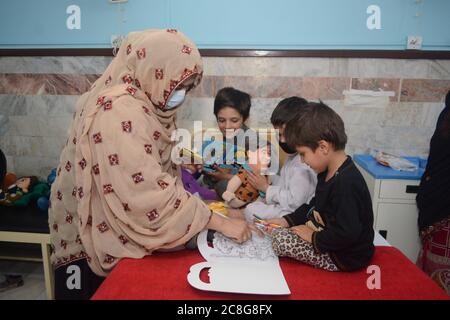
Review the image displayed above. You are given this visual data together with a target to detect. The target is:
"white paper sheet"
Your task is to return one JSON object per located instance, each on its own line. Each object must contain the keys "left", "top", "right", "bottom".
{"left": 187, "top": 230, "right": 291, "bottom": 295}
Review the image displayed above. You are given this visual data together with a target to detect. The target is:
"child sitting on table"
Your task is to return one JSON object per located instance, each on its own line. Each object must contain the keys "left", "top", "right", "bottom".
{"left": 268, "top": 102, "right": 375, "bottom": 272}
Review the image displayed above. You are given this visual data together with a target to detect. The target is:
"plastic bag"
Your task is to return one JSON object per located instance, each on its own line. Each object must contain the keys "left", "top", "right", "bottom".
{"left": 371, "top": 149, "right": 418, "bottom": 172}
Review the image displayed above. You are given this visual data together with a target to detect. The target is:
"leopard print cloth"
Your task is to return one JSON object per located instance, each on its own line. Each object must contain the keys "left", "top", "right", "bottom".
{"left": 272, "top": 228, "right": 339, "bottom": 271}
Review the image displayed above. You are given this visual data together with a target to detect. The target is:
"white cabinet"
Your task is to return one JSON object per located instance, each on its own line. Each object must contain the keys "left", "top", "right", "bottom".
{"left": 355, "top": 161, "right": 422, "bottom": 263}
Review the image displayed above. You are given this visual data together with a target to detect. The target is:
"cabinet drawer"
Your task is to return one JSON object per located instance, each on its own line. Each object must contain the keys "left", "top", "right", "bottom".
{"left": 379, "top": 180, "right": 420, "bottom": 200}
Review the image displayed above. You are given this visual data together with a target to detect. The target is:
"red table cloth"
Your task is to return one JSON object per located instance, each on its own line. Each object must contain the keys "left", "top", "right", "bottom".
{"left": 92, "top": 246, "right": 448, "bottom": 300}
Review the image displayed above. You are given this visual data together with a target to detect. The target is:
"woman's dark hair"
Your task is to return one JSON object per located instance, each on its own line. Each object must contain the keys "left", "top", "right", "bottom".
{"left": 285, "top": 101, "right": 347, "bottom": 151}
{"left": 213, "top": 87, "right": 251, "bottom": 121}
{"left": 270, "top": 96, "right": 308, "bottom": 127}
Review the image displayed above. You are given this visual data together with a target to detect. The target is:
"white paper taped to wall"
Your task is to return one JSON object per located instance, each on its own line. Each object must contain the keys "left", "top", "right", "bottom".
{"left": 187, "top": 230, "right": 291, "bottom": 295}
{"left": 343, "top": 89, "right": 395, "bottom": 108}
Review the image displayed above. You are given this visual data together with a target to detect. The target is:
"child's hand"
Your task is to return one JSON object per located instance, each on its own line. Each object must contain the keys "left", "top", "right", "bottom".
{"left": 291, "top": 225, "right": 314, "bottom": 243}
{"left": 205, "top": 165, "right": 233, "bottom": 181}
{"left": 227, "top": 207, "right": 245, "bottom": 219}
{"left": 181, "top": 163, "right": 203, "bottom": 174}
{"left": 246, "top": 171, "right": 269, "bottom": 192}
{"left": 265, "top": 217, "right": 289, "bottom": 228}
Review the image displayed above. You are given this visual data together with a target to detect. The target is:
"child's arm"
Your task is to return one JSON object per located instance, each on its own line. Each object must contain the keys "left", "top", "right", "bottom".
{"left": 221, "top": 175, "right": 242, "bottom": 202}
{"left": 266, "top": 163, "right": 316, "bottom": 210}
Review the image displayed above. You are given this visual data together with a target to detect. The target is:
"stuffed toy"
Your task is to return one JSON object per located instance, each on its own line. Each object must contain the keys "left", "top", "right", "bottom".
{"left": 0, "top": 176, "right": 49, "bottom": 207}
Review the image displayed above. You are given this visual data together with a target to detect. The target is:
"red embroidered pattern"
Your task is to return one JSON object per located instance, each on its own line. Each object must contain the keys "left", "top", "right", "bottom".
{"left": 93, "top": 132, "right": 102, "bottom": 144}
{"left": 121, "top": 120, "right": 132, "bottom": 133}
{"left": 65, "top": 213, "right": 73, "bottom": 224}
{"left": 57, "top": 191, "right": 62, "bottom": 200}
{"left": 87, "top": 216, "right": 92, "bottom": 226}
{"left": 103, "top": 184, "right": 114, "bottom": 194}
{"left": 132, "top": 172, "right": 144, "bottom": 184}
{"left": 108, "top": 154, "right": 119, "bottom": 166}
{"left": 119, "top": 235, "right": 128, "bottom": 245}
{"left": 155, "top": 69, "right": 164, "bottom": 80}
{"left": 146, "top": 209, "right": 159, "bottom": 221}
{"left": 122, "top": 74, "right": 133, "bottom": 84}
{"left": 52, "top": 223, "right": 58, "bottom": 232}
{"left": 126, "top": 44, "right": 132, "bottom": 55}
{"left": 126, "top": 86, "right": 137, "bottom": 96}
{"left": 144, "top": 144, "right": 152, "bottom": 154}
{"left": 153, "top": 131, "right": 161, "bottom": 140}
{"left": 135, "top": 78, "right": 141, "bottom": 89}
{"left": 182, "top": 45, "right": 192, "bottom": 54}
{"left": 103, "top": 100, "right": 112, "bottom": 111}
{"left": 104, "top": 254, "right": 115, "bottom": 264}
{"left": 72, "top": 137, "right": 76, "bottom": 145}
{"left": 122, "top": 203, "right": 131, "bottom": 212}
{"left": 136, "top": 48, "right": 146, "bottom": 59}
{"left": 72, "top": 187, "right": 77, "bottom": 197}
{"left": 65, "top": 161, "right": 72, "bottom": 172}
{"left": 79, "top": 158, "right": 87, "bottom": 170}
{"left": 174, "top": 199, "right": 181, "bottom": 209}
{"left": 142, "top": 105, "right": 150, "bottom": 114}
{"left": 92, "top": 164, "right": 100, "bottom": 175}
{"left": 97, "top": 96, "right": 106, "bottom": 105}
{"left": 78, "top": 187, "right": 84, "bottom": 199}
{"left": 157, "top": 180, "right": 169, "bottom": 190}
{"left": 105, "top": 76, "right": 112, "bottom": 85}
{"left": 167, "top": 29, "right": 177, "bottom": 33}
{"left": 97, "top": 221, "right": 110, "bottom": 233}
{"left": 60, "top": 240, "right": 67, "bottom": 250}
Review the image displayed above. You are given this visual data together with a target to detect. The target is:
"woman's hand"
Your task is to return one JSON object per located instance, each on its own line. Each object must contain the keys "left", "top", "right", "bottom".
{"left": 207, "top": 213, "right": 252, "bottom": 244}
{"left": 291, "top": 225, "right": 314, "bottom": 243}
{"left": 205, "top": 165, "right": 233, "bottom": 181}
{"left": 247, "top": 171, "right": 269, "bottom": 192}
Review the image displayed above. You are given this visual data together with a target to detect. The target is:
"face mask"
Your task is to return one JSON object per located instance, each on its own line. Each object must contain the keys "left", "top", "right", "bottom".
{"left": 279, "top": 142, "right": 297, "bottom": 154}
{"left": 166, "top": 89, "right": 186, "bottom": 110}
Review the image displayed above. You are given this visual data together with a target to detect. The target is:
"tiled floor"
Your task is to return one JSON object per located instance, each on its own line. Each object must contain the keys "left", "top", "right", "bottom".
{"left": 0, "top": 260, "right": 47, "bottom": 300}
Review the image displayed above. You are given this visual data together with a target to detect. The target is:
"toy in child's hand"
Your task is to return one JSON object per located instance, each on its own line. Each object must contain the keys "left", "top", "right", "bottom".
{"left": 253, "top": 214, "right": 282, "bottom": 236}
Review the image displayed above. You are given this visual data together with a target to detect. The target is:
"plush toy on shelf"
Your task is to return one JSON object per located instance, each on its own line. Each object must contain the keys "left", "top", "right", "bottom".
{"left": 0, "top": 175, "right": 50, "bottom": 207}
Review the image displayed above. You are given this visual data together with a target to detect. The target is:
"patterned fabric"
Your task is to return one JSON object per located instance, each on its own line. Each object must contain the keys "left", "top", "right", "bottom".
{"left": 417, "top": 216, "right": 450, "bottom": 295}
{"left": 272, "top": 228, "right": 339, "bottom": 272}
{"left": 48, "top": 29, "right": 211, "bottom": 276}
{"left": 235, "top": 167, "right": 260, "bottom": 203}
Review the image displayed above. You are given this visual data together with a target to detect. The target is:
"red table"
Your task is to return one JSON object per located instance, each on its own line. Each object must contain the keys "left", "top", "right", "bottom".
{"left": 92, "top": 246, "right": 448, "bottom": 300}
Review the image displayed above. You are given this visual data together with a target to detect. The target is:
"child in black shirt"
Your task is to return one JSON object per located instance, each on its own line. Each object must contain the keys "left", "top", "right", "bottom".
{"left": 267, "top": 102, "right": 375, "bottom": 271}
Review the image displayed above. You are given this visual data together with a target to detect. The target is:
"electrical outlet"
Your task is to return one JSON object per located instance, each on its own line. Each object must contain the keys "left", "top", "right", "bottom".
{"left": 407, "top": 36, "right": 423, "bottom": 50}
{"left": 111, "top": 35, "right": 124, "bottom": 48}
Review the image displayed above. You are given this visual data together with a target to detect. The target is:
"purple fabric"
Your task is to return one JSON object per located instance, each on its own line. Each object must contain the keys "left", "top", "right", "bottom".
{"left": 181, "top": 168, "right": 218, "bottom": 200}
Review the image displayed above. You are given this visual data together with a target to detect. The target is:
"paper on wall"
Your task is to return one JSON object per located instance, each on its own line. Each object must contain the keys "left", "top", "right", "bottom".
{"left": 343, "top": 89, "right": 394, "bottom": 108}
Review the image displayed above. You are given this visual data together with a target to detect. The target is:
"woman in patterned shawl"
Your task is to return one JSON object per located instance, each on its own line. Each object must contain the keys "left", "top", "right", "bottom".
{"left": 49, "top": 29, "right": 251, "bottom": 299}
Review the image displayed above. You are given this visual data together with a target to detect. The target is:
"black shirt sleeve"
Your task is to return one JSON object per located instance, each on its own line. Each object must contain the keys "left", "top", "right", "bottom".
{"left": 284, "top": 198, "right": 315, "bottom": 227}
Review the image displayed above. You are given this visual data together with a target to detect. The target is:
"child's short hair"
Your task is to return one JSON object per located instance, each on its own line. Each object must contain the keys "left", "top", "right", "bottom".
{"left": 270, "top": 96, "right": 308, "bottom": 127}
{"left": 214, "top": 87, "right": 251, "bottom": 121}
{"left": 285, "top": 102, "right": 347, "bottom": 151}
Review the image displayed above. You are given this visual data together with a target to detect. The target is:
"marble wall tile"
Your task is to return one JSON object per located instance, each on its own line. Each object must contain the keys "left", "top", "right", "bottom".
{"left": 6, "top": 115, "right": 73, "bottom": 137}
{"left": 0, "top": 57, "right": 112, "bottom": 74}
{"left": 351, "top": 78, "right": 400, "bottom": 102}
{"left": 426, "top": 60, "right": 450, "bottom": 80}
{"left": 0, "top": 135, "right": 65, "bottom": 158}
{"left": 400, "top": 79, "right": 450, "bottom": 102}
{"left": 0, "top": 74, "right": 99, "bottom": 95}
{"left": 347, "top": 59, "right": 430, "bottom": 78}
{"left": 0, "top": 95, "right": 79, "bottom": 116}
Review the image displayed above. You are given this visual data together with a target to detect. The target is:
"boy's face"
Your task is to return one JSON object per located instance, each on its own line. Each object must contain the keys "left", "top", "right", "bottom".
{"left": 216, "top": 107, "right": 244, "bottom": 138}
{"left": 296, "top": 142, "right": 329, "bottom": 173}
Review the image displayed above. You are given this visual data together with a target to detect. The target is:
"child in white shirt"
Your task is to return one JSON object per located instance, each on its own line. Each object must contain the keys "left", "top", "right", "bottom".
{"left": 244, "top": 97, "right": 317, "bottom": 221}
